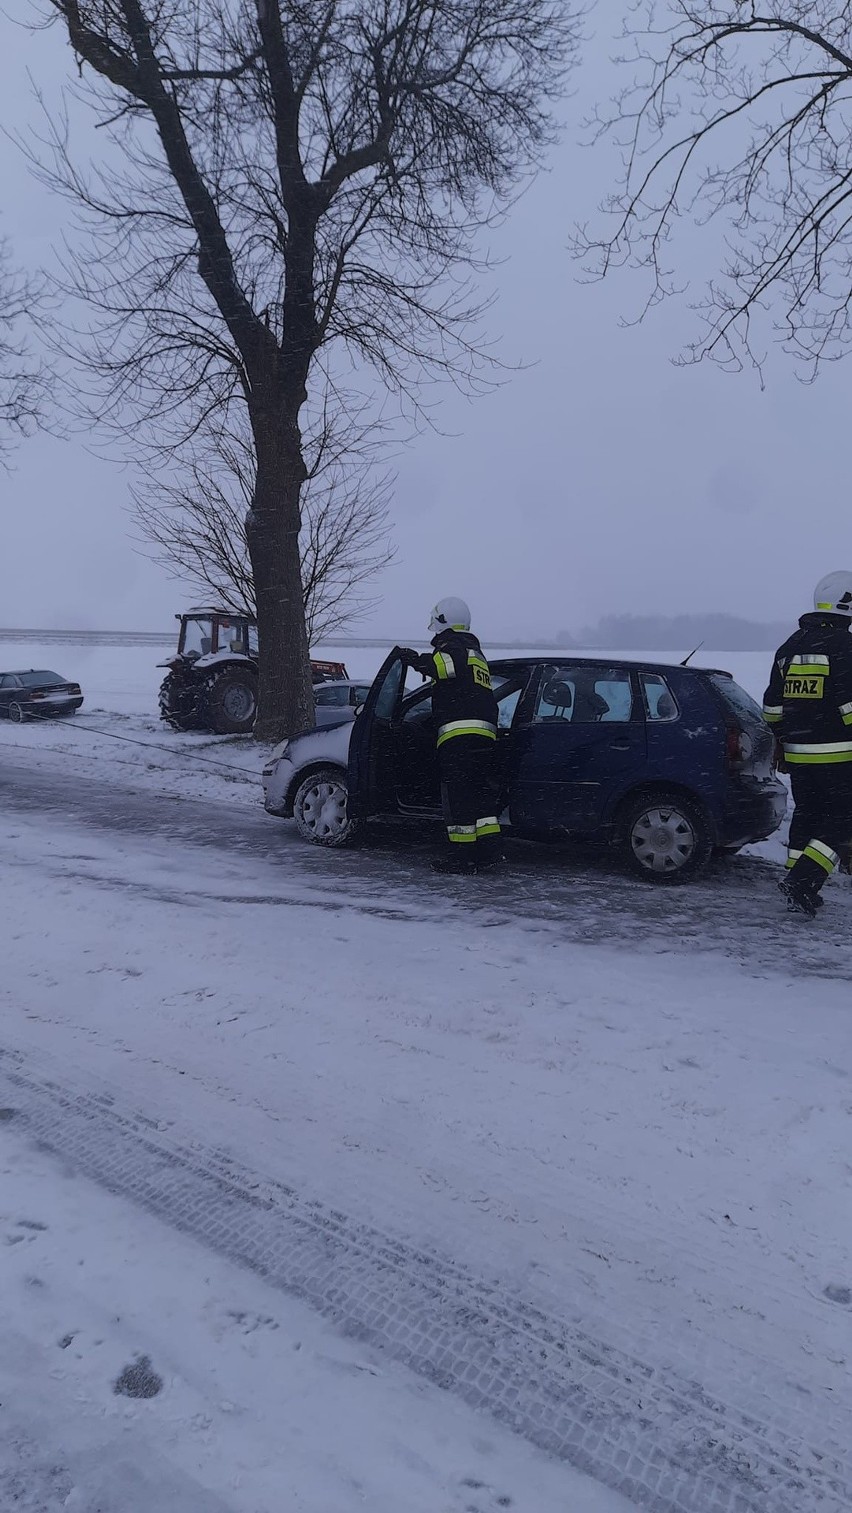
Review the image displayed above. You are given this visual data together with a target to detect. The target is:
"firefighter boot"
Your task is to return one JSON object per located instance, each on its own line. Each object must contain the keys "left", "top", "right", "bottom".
{"left": 778, "top": 874, "right": 820, "bottom": 919}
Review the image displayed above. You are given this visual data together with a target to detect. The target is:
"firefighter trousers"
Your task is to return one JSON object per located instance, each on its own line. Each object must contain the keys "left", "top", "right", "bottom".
{"left": 438, "top": 734, "right": 502, "bottom": 865}
{"left": 786, "top": 766, "right": 852, "bottom": 894}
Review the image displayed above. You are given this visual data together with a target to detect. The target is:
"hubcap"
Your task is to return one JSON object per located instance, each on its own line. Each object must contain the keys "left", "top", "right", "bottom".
{"left": 222, "top": 683, "right": 255, "bottom": 721}
{"left": 300, "top": 779, "right": 348, "bottom": 840}
{"left": 9, "top": 703, "right": 24, "bottom": 723}
{"left": 630, "top": 806, "right": 695, "bottom": 873}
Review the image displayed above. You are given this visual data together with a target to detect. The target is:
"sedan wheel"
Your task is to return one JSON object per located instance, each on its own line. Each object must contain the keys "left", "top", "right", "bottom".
{"left": 8, "top": 702, "right": 26, "bottom": 723}
{"left": 623, "top": 792, "right": 712, "bottom": 882}
{"left": 293, "top": 766, "right": 361, "bottom": 848}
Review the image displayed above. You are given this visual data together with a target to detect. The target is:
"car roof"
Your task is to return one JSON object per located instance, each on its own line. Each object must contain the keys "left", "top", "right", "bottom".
{"left": 2, "top": 669, "right": 65, "bottom": 677}
{"left": 312, "top": 678, "right": 368, "bottom": 689}
{"left": 489, "top": 655, "right": 731, "bottom": 678}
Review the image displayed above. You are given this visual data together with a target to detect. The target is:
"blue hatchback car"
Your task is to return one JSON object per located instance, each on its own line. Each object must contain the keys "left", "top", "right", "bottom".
{"left": 262, "top": 650, "right": 786, "bottom": 881}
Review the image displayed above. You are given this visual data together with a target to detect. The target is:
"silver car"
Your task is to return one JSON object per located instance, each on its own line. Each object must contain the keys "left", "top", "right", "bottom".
{"left": 313, "top": 679, "right": 373, "bottom": 727}
{"left": 263, "top": 719, "right": 354, "bottom": 844}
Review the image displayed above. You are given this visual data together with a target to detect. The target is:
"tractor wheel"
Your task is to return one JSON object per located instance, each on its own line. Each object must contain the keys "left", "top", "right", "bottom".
{"left": 159, "top": 674, "right": 199, "bottom": 731}
{"left": 203, "top": 666, "right": 258, "bottom": 735}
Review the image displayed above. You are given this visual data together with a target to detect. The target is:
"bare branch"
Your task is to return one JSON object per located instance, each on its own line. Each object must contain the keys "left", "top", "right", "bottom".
{"left": 579, "top": 2, "right": 852, "bottom": 374}
{"left": 131, "top": 403, "right": 396, "bottom": 643}
{"left": 0, "top": 238, "right": 47, "bottom": 463}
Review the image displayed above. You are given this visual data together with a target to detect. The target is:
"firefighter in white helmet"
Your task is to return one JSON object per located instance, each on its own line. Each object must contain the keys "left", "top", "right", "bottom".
{"left": 400, "top": 598, "right": 502, "bottom": 874}
{"left": 763, "top": 571, "right": 852, "bottom": 916}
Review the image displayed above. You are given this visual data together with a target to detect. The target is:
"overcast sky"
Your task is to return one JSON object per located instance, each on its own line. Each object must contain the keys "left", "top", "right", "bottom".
{"left": 1, "top": 7, "right": 849, "bottom": 642}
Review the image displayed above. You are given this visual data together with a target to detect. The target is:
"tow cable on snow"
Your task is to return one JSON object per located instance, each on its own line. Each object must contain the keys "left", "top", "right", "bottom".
{"left": 10, "top": 710, "right": 262, "bottom": 779}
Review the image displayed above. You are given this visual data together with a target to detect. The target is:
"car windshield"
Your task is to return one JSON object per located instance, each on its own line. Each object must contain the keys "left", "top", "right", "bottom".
{"left": 18, "top": 670, "right": 65, "bottom": 686}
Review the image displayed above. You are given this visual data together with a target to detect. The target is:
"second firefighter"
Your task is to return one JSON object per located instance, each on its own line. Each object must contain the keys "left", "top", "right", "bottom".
{"left": 763, "top": 570, "right": 852, "bottom": 917}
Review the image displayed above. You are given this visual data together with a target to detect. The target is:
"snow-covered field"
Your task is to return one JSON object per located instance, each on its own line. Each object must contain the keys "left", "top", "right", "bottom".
{"left": 4, "top": 635, "right": 849, "bottom": 1511}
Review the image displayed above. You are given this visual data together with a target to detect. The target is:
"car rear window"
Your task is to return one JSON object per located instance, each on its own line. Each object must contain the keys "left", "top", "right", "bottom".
{"left": 708, "top": 673, "right": 764, "bottom": 724}
{"left": 315, "top": 684, "right": 350, "bottom": 707}
{"left": 18, "top": 670, "right": 65, "bottom": 686}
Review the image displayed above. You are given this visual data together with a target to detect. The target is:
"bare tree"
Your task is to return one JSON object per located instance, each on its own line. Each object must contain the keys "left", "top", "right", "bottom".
{"left": 581, "top": 3, "right": 852, "bottom": 376}
{"left": 132, "top": 408, "right": 396, "bottom": 643}
{"left": 36, "top": 0, "right": 578, "bottom": 739}
{"left": 0, "top": 240, "right": 43, "bottom": 459}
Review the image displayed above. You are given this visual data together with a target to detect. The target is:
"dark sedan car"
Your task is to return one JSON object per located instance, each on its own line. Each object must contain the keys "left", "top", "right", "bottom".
{"left": 0, "top": 669, "right": 84, "bottom": 722}
{"left": 263, "top": 651, "right": 786, "bottom": 881}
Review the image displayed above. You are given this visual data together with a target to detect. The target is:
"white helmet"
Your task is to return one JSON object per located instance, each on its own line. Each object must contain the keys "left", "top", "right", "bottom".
{"left": 429, "top": 596, "right": 471, "bottom": 635}
{"left": 813, "top": 572, "right": 852, "bottom": 616}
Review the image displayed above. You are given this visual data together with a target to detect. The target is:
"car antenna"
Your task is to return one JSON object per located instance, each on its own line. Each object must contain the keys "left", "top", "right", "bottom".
{"left": 680, "top": 641, "right": 704, "bottom": 667}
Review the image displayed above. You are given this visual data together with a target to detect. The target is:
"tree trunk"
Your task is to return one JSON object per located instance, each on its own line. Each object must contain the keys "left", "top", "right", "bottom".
{"left": 247, "top": 416, "right": 315, "bottom": 744}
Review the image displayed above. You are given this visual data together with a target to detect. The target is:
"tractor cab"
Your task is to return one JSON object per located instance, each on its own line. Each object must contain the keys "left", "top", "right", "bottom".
{"left": 177, "top": 609, "right": 258, "bottom": 663}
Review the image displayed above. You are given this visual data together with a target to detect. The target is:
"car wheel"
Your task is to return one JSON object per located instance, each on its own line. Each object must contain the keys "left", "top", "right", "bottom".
{"left": 293, "top": 767, "right": 361, "bottom": 848}
{"left": 8, "top": 702, "right": 26, "bottom": 723}
{"left": 621, "top": 790, "right": 712, "bottom": 883}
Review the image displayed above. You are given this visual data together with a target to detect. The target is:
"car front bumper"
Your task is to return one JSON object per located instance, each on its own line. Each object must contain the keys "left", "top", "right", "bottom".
{"left": 262, "top": 753, "right": 296, "bottom": 816}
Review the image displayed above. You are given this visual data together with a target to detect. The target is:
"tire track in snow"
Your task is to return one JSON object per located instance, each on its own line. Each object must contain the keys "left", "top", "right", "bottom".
{"left": 1, "top": 1049, "right": 849, "bottom": 1513}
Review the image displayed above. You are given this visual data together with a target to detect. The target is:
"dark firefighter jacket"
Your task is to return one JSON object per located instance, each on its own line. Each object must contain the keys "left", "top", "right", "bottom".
{"left": 406, "top": 629, "right": 498, "bottom": 749}
{"left": 762, "top": 612, "right": 852, "bottom": 767}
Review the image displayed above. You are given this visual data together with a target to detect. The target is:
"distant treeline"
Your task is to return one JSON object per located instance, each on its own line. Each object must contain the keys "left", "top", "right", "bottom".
{"left": 558, "top": 614, "right": 791, "bottom": 652}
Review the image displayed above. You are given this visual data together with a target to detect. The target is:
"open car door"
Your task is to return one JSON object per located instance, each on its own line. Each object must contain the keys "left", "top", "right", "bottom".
{"left": 347, "top": 650, "right": 407, "bottom": 820}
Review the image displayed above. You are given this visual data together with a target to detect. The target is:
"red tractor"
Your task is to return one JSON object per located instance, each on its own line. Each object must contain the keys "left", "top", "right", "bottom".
{"left": 158, "top": 608, "right": 347, "bottom": 735}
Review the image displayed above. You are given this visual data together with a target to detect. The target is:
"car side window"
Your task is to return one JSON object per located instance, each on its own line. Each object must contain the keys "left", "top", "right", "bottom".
{"left": 641, "top": 673, "right": 679, "bottom": 722}
{"left": 593, "top": 674, "right": 633, "bottom": 722}
{"left": 534, "top": 667, "right": 576, "bottom": 722}
{"left": 497, "top": 684, "right": 523, "bottom": 730}
{"left": 534, "top": 665, "right": 633, "bottom": 724}
{"left": 402, "top": 693, "right": 432, "bottom": 724}
{"left": 375, "top": 658, "right": 405, "bottom": 720}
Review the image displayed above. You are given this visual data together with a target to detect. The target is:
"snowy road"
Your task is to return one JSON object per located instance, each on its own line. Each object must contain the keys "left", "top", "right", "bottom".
{"left": 3, "top": 753, "right": 852, "bottom": 981}
{"left": 2, "top": 753, "right": 852, "bottom": 1511}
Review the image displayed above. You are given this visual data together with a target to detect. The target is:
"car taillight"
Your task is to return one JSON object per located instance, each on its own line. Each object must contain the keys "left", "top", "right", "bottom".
{"left": 725, "top": 725, "right": 752, "bottom": 769}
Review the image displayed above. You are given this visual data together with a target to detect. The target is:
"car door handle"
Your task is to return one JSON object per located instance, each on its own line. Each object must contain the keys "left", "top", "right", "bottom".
{"left": 610, "top": 740, "right": 631, "bottom": 750}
